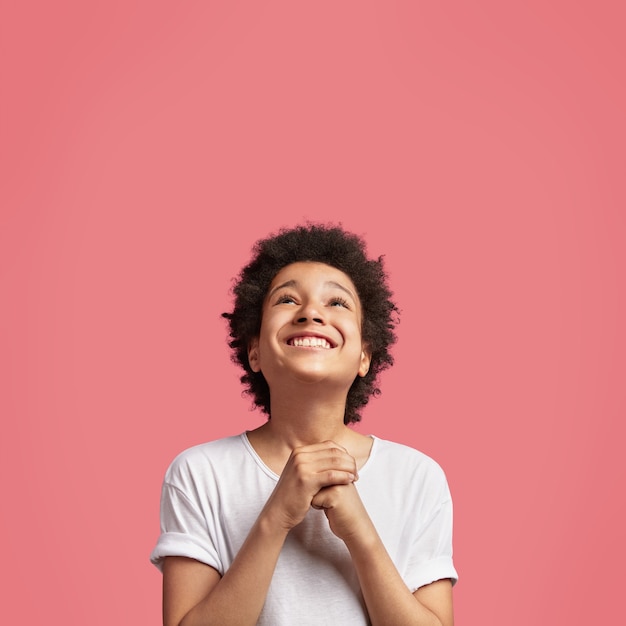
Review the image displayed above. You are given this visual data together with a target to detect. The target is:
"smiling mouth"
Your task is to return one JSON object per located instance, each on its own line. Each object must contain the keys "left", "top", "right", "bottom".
{"left": 287, "top": 336, "right": 333, "bottom": 349}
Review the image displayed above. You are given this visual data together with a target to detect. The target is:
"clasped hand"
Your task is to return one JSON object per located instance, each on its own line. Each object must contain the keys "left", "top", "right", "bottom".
{"left": 264, "top": 440, "right": 371, "bottom": 542}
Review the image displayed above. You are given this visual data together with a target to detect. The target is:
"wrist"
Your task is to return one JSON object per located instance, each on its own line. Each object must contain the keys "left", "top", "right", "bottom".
{"left": 257, "top": 506, "right": 294, "bottom": 538}
{"left": 341, "top": 519, "right": 380, "bottom": 553}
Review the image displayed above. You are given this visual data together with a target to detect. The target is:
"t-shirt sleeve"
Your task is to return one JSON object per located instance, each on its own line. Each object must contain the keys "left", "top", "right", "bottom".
{"left": 405, "top": 493, "right": 458, "bottom": 592}
{"left": 149, "top": 479, "right": 223, "bottom": 574}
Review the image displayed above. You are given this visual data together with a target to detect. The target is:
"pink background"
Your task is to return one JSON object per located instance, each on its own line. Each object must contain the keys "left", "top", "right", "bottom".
{"left": 2, "top": 1, "right": 624, "bottom": 623}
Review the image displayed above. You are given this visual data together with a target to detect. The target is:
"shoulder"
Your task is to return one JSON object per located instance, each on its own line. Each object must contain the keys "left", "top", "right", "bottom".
{"left": 371, "top": 437, "right": 446, "bottom": 475}
{"left": 366, "top": 437, "right": 451, "bottom": 497}
{"left": 163, "top": 434, "right": 246, "bottom": 487}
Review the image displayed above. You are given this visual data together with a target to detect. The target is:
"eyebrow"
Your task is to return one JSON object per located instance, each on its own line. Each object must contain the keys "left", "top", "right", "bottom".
{"left": 267, "top": 280, "right": 357, "bottom": 302}
{"left": 326, "top": 281, "right": 357, "bottom": 301}
{"left": 268, "top": 280, "right": 297, "bottom": 300}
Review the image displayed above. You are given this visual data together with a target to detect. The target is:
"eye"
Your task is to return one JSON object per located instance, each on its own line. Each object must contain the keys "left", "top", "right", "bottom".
{"left": 328, "top": 296, "right": 350, "bottom": 309}
{"left": 275, "top": 293, "right": 297, "bottom": 305}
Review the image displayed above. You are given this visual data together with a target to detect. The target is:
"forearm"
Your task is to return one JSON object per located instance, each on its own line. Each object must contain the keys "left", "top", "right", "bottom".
{"left": 180, "top": 511, "right": 288, "bottom": 626}
{"left": 345, "top": 530, "right": 444, "bottom": 626}
{"left": 167, "top": 441, "right": 365, "bottom": 626}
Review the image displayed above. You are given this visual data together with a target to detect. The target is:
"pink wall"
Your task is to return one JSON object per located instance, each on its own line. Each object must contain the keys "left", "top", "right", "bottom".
{"left": 2, "top": 1, "right": 624, "bottom": 623}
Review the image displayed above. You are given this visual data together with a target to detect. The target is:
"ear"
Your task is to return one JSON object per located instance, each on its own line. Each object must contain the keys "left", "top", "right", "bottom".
{"left": 248, "top": 338, "right": 261, "bottom": 373}
{"left": 358, "top": 343, "right": 372, "bottom": 377}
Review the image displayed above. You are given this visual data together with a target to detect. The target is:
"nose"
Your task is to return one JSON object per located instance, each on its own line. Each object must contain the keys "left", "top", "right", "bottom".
{"left": 295, "top": 300, "right": 325, "bottom": 325}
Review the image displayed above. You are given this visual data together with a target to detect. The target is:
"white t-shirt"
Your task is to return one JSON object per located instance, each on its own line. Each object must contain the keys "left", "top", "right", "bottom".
{"left": 151, "top": 433, "right": 457, "bottom": 625}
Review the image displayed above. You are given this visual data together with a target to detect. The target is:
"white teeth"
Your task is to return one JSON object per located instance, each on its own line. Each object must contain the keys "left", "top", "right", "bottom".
{"left": 290, "top": 337, "right": 331, "bottom": 349}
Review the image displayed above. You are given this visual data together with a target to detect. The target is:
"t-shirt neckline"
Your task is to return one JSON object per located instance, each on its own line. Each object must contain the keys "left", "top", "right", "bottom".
{"left": 240, "top": 432, "right": 378, "bottom": 481}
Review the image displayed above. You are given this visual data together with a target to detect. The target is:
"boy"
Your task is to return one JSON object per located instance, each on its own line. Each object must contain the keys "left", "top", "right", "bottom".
{"left": 151, "top": 224, "right": 457, "bottom": 625}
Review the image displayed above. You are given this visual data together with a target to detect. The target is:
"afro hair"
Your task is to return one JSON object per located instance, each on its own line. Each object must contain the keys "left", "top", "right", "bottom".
{"left": 222, "top": 223, "right": 399, "bottom": 424}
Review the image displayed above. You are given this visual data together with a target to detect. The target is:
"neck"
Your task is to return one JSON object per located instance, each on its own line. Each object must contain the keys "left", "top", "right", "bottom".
{"left": 246, "top": 387, "right": 372, "bottom": 475}
{"left": 265, "top": 394, "right": 349, "bottom": 448}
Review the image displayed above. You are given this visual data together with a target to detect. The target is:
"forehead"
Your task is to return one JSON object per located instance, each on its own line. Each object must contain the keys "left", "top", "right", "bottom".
{"left": 268, "top": 262, "right": 358, "bottom": 294}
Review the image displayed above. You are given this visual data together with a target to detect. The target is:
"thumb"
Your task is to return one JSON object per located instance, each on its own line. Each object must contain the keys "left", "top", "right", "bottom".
{"left": 310, "top": 486, "right": 338, "bottom": 511}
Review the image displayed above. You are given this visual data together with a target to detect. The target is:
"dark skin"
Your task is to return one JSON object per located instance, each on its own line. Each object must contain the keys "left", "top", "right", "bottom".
{"left": 162, "top": 263, "right": 453, "bottom": 626}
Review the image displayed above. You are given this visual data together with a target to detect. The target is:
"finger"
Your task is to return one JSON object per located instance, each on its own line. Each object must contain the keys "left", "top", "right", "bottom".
{"left": 291, "top": 440, "right": 349, "bottom": 455}
{"left": 311, "top": 484, "right": 348, "bottom": 510}
{"left": 300, "top": 451, "right": 358, "bottom": 481}
{"left": 311, "top": 491, "right": 329, "bottom": 510}
{"left": 290, "top": 445, "right": 357, "bottom": 473}
{"left": 315, "top": 468, "right": 357, "bottom": 488}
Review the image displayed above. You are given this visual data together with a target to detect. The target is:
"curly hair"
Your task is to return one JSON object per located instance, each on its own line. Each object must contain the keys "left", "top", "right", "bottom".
{"left": 222, "top": 223, "right": 399, "bottom": 424}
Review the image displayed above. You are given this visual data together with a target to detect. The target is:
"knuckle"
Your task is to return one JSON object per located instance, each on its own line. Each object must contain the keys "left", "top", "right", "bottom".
{"left": 329, "top": 447, "right": 346, "bottom": 462}
{"left": 291, "top": 447, "right": 305, "bottom": 460}
{"left": 327, "top": 470, "right": 349, "bottom": 484}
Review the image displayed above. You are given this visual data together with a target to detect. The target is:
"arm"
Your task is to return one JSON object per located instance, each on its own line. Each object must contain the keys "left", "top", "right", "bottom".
{"left": 311, "top": 483, "right": 454, "bottom": 626}
{"left": 162, "top": 441, "right": 358, "bottom": 626}
{"left": 163, "top": 509, "right": 289, "bottom": 626}
{"left": 348, "top": 528, "right": 453, "bottom": 626}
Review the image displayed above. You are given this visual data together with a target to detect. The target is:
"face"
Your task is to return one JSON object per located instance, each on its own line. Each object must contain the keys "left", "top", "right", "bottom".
{"left": 247, "top": 262, "right": 371, "bottom": 390}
